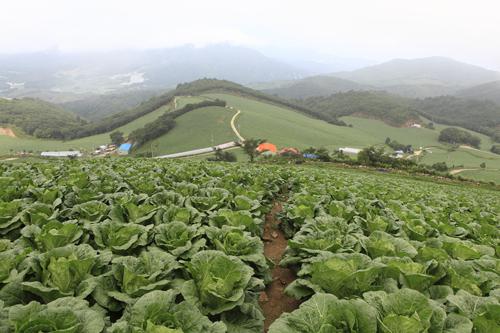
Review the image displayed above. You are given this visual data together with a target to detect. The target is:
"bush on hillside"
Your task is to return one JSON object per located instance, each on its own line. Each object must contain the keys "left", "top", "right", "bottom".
{"left": 385, "top": 138, "right": 413, "bottom": 153}
{"left": 208, "top": 149, "right": 237, "bottom": 162}
{"left": 431, "top": 162, "right": 448, "bottom": 172}
{"left": 438, "top": 127, "right": 481, "bottom": 148}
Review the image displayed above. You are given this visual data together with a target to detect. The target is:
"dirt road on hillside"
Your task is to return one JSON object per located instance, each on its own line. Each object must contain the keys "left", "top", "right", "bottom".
{"left": 0, "top": 128, "right": 16, "bottom": 138}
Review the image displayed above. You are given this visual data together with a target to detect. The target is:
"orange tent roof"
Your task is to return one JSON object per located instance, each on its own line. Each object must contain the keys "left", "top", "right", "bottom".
{"left": 256, "top": 142, "right": 277, "bottom": 153}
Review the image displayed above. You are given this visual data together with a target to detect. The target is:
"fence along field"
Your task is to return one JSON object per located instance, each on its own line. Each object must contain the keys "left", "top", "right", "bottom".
{"left": 0, "top": 159, "right": 498, "bottom": 332}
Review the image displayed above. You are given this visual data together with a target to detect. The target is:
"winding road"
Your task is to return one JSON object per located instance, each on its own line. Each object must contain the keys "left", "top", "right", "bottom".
{"left": 230, "top": 109, "right": 245, "bottom": 142}
{"left": 155, "top": 101, "right": 244, "bottom": 159}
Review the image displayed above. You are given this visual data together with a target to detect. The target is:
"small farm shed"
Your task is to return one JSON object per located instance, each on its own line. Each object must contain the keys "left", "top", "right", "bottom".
{"left": 256, "top": 142, "right": 277, "bottom": 153}
{"left": 118, "top": 143, "right": 132, "bottom": 155}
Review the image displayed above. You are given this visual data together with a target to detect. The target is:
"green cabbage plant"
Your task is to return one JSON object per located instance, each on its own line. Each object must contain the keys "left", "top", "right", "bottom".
{"left": 5, "top": 297, "right": 105, "bottom": 332}
{"left": 181, "top": 250, "right": 256, "bottom": 315}
{"left": 108, "top": 290, "right": 226, "bottom": 333}
{"left": 21, "top": 244, "right": 110, "bottom": 302}
{"left": 269, "top": 293, "right": 377, "bottom": 333}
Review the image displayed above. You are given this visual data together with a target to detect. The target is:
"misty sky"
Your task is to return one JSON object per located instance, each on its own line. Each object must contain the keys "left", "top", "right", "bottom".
{"left": 2, "top": 0, "right": 500, "bottom": 70}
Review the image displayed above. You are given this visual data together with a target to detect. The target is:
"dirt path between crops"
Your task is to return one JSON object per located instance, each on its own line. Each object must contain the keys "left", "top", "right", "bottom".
{"left": 259, "top": 201, "right": 300, "bottom": 332}
{"left": 459, "top": 145, "right": 497, "bottom": 156}
{"left": 449, "top": 168, "right": 478, "bottom": 175}
{"left": 0, "top": 127, "right": 16, "bottom": 138}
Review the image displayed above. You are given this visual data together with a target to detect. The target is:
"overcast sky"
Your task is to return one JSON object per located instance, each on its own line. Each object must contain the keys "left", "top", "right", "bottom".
{"left": 2, "top": 0, "right": 500, "bottom": 70}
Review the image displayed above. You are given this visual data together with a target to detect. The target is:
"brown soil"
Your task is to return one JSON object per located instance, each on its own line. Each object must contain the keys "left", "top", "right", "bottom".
{"left": 259, "top": 201, "right": 300, "bottom": 332}
{"left": 0, "top": 127, "right": 16, "bottom": 138}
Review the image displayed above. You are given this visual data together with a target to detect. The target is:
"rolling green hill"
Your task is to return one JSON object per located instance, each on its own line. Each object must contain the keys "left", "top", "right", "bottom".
{"left": 135, "top": 106, "right": 237, "bottom": 156}
{"left": 138, "top": 91, "right": 498, "bottom": 183}
{"left": 0, "top": 98, "right": 85, "bottom": 139}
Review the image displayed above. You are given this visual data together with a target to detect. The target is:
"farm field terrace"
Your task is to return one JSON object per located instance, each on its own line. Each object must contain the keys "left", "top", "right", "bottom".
{"left": 0, "top": 158, "right": 498, "bottom": 332}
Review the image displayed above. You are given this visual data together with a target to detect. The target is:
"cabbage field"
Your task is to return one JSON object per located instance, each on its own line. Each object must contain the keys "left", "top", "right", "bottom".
{"left": 0, "top": 159, "right": 498, "bottom": 332}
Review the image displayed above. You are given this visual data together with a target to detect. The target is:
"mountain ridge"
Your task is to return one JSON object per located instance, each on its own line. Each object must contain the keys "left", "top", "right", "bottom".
{"left": 332, "top": 56, "right": 500, "bottom": 88}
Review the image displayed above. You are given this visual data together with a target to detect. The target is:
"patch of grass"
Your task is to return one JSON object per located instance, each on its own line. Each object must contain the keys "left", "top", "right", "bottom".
{"left": 459, "top": 169, "right": 500, "bottom": 184}
{"left": 135, "top": 106, "right": 237, "bottom": 156}
{"left": 419, "top": 147, "right": 500, "bottom": 169}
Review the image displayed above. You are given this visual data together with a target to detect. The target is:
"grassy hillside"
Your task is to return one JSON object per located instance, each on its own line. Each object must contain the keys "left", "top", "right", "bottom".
{"left": 0, "top": 98, "right": 85, "bottom": 139}
{"left": 1, "top": 89, "right": 499, "bottom": 183}
{"left": 135, "top": 106, "right": 237, "bottom": 156}
{"left": 459, "top": 169, "right": 500, "bottom": 184}
{"left": 263, "top": 76, "right": 371, "bottom": 98}
{"left": 456, "top": 81, "right": 500, "bottom": 105}
{"left": 204, "top": 93, "right": 495, "bottom": 150}
{"left": 197, "top": 93, "right": 496, "bottom": 182}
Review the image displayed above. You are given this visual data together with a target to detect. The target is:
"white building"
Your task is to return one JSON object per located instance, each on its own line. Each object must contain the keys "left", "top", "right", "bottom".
{"left": 41, "top": 151, "right": 82, "bottom": 158}
{"left": 410, "top": 123, "right": 422, "bottom": 128}
{"left": 338, "top": 147, "right": 361, "bottom": 155}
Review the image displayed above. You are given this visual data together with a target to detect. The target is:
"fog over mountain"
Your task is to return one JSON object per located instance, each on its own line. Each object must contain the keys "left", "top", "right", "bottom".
{"left": 0, "top": 45, "right": 308, "bottom": 94}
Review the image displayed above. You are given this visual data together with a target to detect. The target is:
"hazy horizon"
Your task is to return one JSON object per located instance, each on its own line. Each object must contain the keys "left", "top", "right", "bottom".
{"left": 2, "top": 0, "right": 500, "bottom": 71}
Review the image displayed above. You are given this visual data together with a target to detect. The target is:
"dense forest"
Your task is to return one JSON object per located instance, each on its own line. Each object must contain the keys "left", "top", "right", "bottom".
{"left": 298, "top": 91, "right": 421, "bottom": 127}
{"left": 411, "top": 96, "right": 500, "bottom": 141}
{"left": 0, "top": 98, "right": 85, "bottom": 139}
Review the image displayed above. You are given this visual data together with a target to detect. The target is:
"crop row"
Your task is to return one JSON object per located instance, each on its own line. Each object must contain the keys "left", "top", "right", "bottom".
{"left": 0, "top": 160, "right": 289, "bottom": 332}
{"left": 272, "top": 169, "right": 499, "bottom": 332}
{"left": 0, "top": 159, "right": 498, "bottom": 332}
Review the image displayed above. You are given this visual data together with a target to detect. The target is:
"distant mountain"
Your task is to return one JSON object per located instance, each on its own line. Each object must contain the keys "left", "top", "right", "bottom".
{"left": 258, "top": 47, "right": 376, "bottom": 74}
{"left": 456, "top": 81, "right": 500, "bottom": 105}
{"left": 262, "top": 76, "right": 372, "bottom": 98}
{"left": 0, "top": 44, "right": 306, "bottom": 95}
{"left": 333, "top": 57, "right": 500, "bottom": 88}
